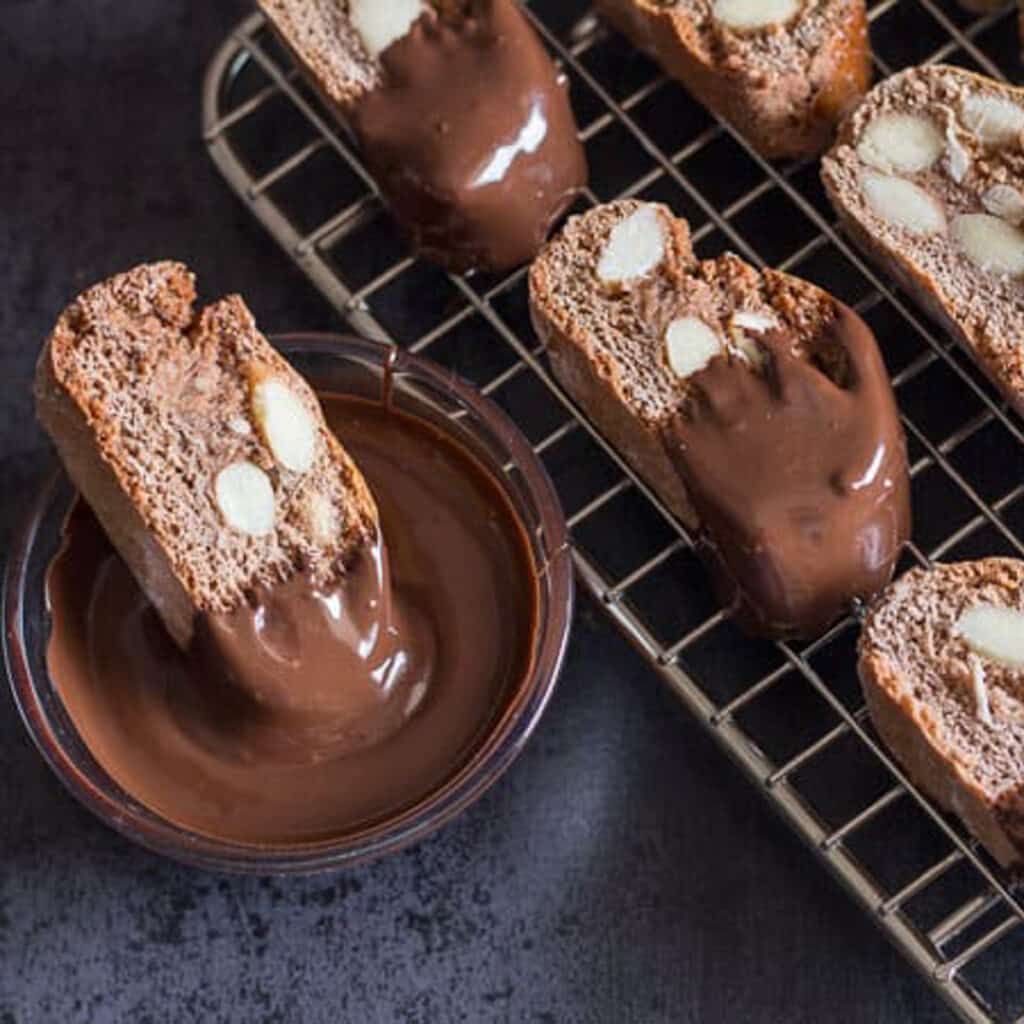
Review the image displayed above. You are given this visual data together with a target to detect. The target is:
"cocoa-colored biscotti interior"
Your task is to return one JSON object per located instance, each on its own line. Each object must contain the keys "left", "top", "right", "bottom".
{"left": 823, "top": 65, "right": 1024, "bottom": 418}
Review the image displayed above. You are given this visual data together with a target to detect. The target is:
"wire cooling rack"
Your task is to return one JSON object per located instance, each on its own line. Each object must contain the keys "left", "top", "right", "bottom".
{"left": 203, "top": 2, "right": 1024, "bottom": 1019}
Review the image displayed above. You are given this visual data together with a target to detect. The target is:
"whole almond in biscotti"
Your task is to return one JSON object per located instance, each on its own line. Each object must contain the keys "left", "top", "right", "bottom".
{"left": 859, "top": 558, "right": 1024, "bottom": 869}
{"left": 822, "top": 65, "right": 1024, "bottom": 419}
{"left": 257, "top": 0, "right": 587, "bottom": 273}
{"left": 591, "top": 0, "right": 870, "bottom": 159}
{"left": 35, "top": 262, "right": 378, "bottom": 649}
{"left": 529, "top": 199, "right": 911, "bottom": 639}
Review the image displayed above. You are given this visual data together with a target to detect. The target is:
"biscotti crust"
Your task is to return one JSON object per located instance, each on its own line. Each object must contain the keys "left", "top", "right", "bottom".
{"left": 36, "top": 262, "right": 378, "bottom": 648}
{"left": 593, "top": 0, "right": 870, "bottom": 159}
{"left": 822, "top": 65, "right": 1024, "bottom": 419}
{"left": 859, "top": 559, "right": 1024, "bottom": 869}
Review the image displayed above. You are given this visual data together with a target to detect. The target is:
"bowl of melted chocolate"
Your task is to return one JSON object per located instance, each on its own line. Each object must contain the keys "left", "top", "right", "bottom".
{"left": 5, "top": 335, "right": 573, "bottom": 872}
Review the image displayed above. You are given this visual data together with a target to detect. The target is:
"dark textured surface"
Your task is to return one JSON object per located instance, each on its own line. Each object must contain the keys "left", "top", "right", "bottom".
{"left": 0, "top": 3, "right": 960, "bottom": 1022}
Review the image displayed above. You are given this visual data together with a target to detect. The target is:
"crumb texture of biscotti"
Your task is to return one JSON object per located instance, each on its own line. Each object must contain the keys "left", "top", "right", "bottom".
{"left": 257, "top": 0, "right": 381, "bottom": 109}
{"left": 822, "top": 65, "right": 1024, "bottom": 414}
{"left": 859, "top": 559, "right": 1024, "bottom": 867}
{"left": 529, "top": 199, "right": 840, "bottom": 524}
{"left": 593, "top": 0, "right": 869, "bottom": 158}
{"left": 257, "top": 0, "right": 469, "bottom": 111}
{"left": 35, "top": 262, "right": 378, "bottom": 645}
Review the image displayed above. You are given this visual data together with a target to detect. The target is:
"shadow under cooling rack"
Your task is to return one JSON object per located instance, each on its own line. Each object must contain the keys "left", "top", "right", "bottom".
{"left": 202, "top": 2, "right": 1024, "bottom": 1021}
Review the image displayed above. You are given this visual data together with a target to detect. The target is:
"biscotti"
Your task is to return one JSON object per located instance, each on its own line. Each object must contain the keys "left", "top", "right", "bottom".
{"left": 529, "top": 199, "right": 910, "bottom": 638}
{"left": 35, "top": 262, "right": 378, "bottom": 649}
{"left": 259, "top": 0, "right": 587, "bottom": 272}
{"left": 592, "top": 0, "right": 870, "bottom": 159}
{"left": 859, "top": 559, "right": 1024, "bottom": 869}
{"left": 822, "top": 66, "right": 1024, "bottom": 417}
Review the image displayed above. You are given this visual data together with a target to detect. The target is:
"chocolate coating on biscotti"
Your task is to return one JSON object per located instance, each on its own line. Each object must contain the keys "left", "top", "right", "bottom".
{"left": 261, "top": 0, "right": 587, "bottom": 272}
{"left": 661, "top": 302, "right": 910, "bottom": 637}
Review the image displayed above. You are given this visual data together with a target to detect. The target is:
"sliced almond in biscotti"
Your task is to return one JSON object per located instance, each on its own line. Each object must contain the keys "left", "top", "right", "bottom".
{"left": 529, "top": 199, "right": 910, "bottom": 638}
{"left": 35, "top": 262, "right": 378, "bottom": 649}
{"left": 859, "top": 558, "right": 1024, "bottom": 869}
{"left": 822, "top": 65, "right": 1024, "bottom": 418}
{"left": 591, "top": 0, "right": 870, "bottom": 159}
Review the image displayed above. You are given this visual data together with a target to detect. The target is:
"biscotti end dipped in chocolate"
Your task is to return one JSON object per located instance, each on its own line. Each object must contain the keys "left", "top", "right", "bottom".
{"left": 859, "top": 559, "right": 1024, "bottom": 869}
{"left": 530, "top": 200, "right": 911, "bottom": 638}
{"left": 822, "top": 65, "right": 1024, "bottom": 417}
{"left": 593, "top": 0, "right": 870, "bottom": 159}
{"left": 35, "top": 262, "right": 378, "bottom": 650}
{"left": 259, "top": 0, "right": 587, "bottom": 273}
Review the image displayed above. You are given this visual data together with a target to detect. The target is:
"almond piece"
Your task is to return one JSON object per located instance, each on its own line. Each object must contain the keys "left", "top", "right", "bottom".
{"left": 952, "top": 213, "right": 1024, "bottom": 276}
{"left": 857, "top": 112, "right": 944, "bottom": 174}
{"left": 982, "top": 184, "right": 1024, "bottom": 226}
{"left": 712, "top": 0, "right": 801, "bottom": 31}
{"left": 251, "top": 375, "right": 318, "bottom": 474}
{"left": 728, "top": 311, "right": 776, "bottom": 367}
{"left": 215, "top": 462, "right": 276, "bottom": 536}
{"left": 969, "top": 656, "right": 995, "bottom": 727}
{"left": 597, "top": 206, "right": 666, "bottom": 285}
{"left": 307, "top": 491, "right": 338, "bottom": 546}
{"left": 944, "top": 122, "right": 970, "bottom": 184}
{"left": 961, "top": 94, "right": 1024, "bottom": 148}
{"left": 957, "top": 605, "right": 1024, "bottom": 669}
{"left": 730, "top": 310, "right": 778, "bottom": 333}
{"left": 861, "top": 172, "right": 946, "bottom": 236}
{"left": 665, "top": 317, "right": 724, "bottom": 378}
{"left": 349, "top": 0, "right": 425, "bottom": 58}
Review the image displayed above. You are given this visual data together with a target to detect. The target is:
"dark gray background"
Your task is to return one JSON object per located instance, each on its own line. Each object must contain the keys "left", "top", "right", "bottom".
{"left": 0, "top": 3, "right": 959, "bottom": 1021}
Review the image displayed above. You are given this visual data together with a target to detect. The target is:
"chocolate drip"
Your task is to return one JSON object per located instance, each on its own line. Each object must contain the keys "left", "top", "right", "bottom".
{"left": 661, "top": 304, "right": 911, "bottom": 638}
{"left": 191, "top": 535, "right": 436, "bottom": 762}
{"left": 350, "top": 0, "right": 587, "bottom": 272}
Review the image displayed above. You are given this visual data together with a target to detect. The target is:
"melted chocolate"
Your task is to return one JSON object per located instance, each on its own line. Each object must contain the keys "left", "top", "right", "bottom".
{"left": 195, "top": 537, "right": 435, "bottom": 761}
{"left": 661, "top": 304, "right": 911, "bottom": 638}
{"left": 45, "top": 397, "right": 539, "bottom": 844}
{"left": 350, "top": 0, "right": 587, "bottom": 272}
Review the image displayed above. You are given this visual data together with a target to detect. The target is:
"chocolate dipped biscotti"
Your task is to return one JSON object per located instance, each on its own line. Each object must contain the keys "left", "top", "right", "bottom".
{"left": 35, "top": 262, "right": 378, "bottom": 652}
{"left": 33, "top": 259, "right": 555, "bottom": 842}
{"left": 859, "top": 559, "right": 1024, "bottom": 869}
{"left": 823, "top": 66, "right": 1024, "bottom": 416}
{"left": 592, "top": 0, "right": 870, "bottom": 159}
{"left": 530, "top": 200, "right": 911, "bottom": 638}
{"left": 259, "top": 0, "right": 588, "bottom": 273}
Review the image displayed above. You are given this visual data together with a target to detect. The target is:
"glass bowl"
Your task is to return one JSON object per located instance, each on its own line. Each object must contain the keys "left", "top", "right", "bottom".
{"left": 4, "top": 334, "right": 573, "bottom": 874}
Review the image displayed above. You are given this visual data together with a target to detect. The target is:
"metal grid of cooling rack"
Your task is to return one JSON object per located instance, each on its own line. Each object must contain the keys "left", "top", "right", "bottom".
{"left": 203, "top": 2, "right": 1024, "bottom": 1020}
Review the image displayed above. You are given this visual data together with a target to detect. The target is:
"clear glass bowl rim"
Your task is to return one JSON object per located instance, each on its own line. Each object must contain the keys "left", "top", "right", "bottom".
{"left": 3, "top": 333, "right": 574, "bottom": 874}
